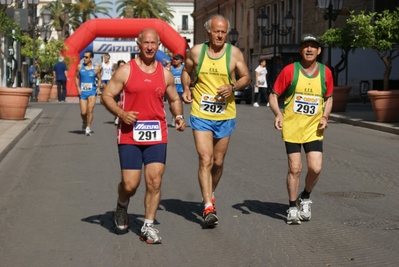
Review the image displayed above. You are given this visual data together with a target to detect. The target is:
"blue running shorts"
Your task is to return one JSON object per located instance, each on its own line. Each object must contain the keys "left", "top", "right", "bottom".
{"left": 79, "top": 91, "right": 97, "bottom": 100}
{"left": 118, "top": 144, "right": 167, "bottom": 170}
{"left": 189, "top": 115, "right": 236, "bottom": 139}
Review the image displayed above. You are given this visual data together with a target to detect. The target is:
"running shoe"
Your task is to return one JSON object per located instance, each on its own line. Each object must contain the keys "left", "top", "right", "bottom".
{"left": 286, "top": 207, "right": 301, "bottom": 225}
{"left": 85, "top": 127, "right": 91, "bottom": 136}
{"left": 253, "top": 102, "right": 259, "bottom": 107}
{"left": 140, "top": 224, "right": 162, "bottom": 244}
{"left": 203, "top": 206, "right": 218, "bottom": 228}
{"left": 171, "top": 117, "right": 176, "bottom": 127}
{"left": 82, "top": 120, "right": 87, "bottom": 132}
{"left": 211, "top": 196, "right": 218, "bottom": 225}
{"left": 297, "top": 193, "right": 312, "bottom": 221}
{"left": 114, "top": 201, "right": 129, "bottom": 230}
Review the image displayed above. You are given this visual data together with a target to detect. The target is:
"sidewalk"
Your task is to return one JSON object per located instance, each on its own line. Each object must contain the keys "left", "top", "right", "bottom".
{"left": 329, "top": 102, "right": 399, "bottom": 135}
{"left": 0, "top": 99, "right": 398, "bottom": 163}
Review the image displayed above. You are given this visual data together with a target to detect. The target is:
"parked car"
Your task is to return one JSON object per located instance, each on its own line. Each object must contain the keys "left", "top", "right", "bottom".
{"left": 234, "top": 83, "right": 252, "bottom": 104}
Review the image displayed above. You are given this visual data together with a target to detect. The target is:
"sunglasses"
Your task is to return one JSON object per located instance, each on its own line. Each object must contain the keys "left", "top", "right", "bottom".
{"left": 83, "top": 56, "right": 90, "bottom": 59}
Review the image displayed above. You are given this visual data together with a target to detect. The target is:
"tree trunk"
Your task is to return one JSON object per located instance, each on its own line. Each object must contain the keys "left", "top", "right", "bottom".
{"left": 382, "top": 56, "right": 392, "bottom": 91}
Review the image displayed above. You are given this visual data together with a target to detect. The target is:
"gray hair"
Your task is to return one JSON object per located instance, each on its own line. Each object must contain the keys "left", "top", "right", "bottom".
{"left": 58, "top": 56, "right": 64, "bottom": 62}
{"left": 137, "top": 28, "right": 160, "bottom": 44}
{"left": 204, "top": 14, "right": 231, "bottom": 33}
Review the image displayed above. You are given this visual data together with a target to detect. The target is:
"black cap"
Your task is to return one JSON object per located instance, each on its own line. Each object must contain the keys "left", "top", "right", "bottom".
{"left": 173, "top": 54, "right": 184, "bottom": 60}
{"left": 300, "top": 34, "right": 320, "bottom": 46}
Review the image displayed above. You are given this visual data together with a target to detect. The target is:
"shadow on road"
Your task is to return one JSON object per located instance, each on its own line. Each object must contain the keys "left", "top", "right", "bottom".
{"left": 159, "top": 199, "right": 204, "bottom": 227}
{"left": 68, "top": 130, "right": 86, "bottom": 135}
{"left": 232, "top": 200, "right": 287, "bottom": 221}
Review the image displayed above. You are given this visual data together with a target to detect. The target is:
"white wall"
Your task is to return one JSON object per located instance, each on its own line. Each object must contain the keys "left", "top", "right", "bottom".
{"left": 167, "top": 1, "right": 194, "bottom": 49}
{"left": 331, "top": 47, "right": 399, "bottom": 93}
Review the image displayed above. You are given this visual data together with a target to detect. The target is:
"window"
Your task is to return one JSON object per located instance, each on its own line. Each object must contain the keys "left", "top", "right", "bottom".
{"left": 182, "top": 15, "right": 188, "bottom": 31}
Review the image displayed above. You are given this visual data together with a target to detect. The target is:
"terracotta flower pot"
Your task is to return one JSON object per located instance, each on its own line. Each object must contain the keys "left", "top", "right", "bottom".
{"left": 50, "top": 85, "right": 58, "bottom": 100}
{"left": 368, "top": 90, "right": 399, "bottom": 122}
{"left": 0, "top": 87, "right": 33, "bottom": 120}
{"left": 332, "top": 86, "right": 351, "bottom": 112}
{"left": 37, "top": 83, "right": 52, "bottom": 102}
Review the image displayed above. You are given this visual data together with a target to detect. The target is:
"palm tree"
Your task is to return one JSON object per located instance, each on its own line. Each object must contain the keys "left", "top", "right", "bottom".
{"left": 72, "top": 0, "right": 113, "bottom": 23}
{"left": 41, "top": 0, "right": 69, "bottom": 39}
{"left": 42, "top": 0, "right": 114, "bottom": 37}
{"left": 115, "top": 0, "right": 174, "bottom": 24}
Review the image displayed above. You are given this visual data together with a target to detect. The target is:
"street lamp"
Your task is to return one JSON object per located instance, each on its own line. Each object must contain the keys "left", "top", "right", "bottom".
{"left": 27, "top": 0, "right": 39, "bottom": 101}
{"left": 257, "top": 10, "right": 294, "bottom": 84}
{"left": 229, "top": 28, "right": 239, "bottom": 46}
{"left": 317, "top": 0, "right": 344, "bottom": 65}
{"left": 40, "top": 10, "right": 52, "bottom": 42}
{"left": 40, "top": 26, "right": 52, "bottom": 42}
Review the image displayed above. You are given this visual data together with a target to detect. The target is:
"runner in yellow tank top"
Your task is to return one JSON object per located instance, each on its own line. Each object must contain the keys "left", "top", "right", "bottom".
{"left": 182, "top": 15, "right": 250, "bottom": 228}
{"left": 282, "top": 61, "right": 327, "bottom": 143}
{"left": 190, "top": 43, "right": 236, "bottom": 120}
{"left": 269, "top": 34, "right": 334, "bottom": 225}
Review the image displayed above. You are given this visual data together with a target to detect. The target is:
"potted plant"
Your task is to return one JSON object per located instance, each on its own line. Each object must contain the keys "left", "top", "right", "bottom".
{"left": 21, "top": 34, "right": 67, "bottom": 102}
{"left": 320, "top": 24, "right": 355, "bottom": 112}
{"left": 347, "top": 8, "right": 399, "bottom": 122}
{"left": 0, "top": 10, "right": 32, "bottom": 120}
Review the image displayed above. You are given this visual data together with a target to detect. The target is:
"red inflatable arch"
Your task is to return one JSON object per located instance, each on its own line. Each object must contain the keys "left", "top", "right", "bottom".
{"left": 62, "top": 18, "right": 189, "bottom": 96}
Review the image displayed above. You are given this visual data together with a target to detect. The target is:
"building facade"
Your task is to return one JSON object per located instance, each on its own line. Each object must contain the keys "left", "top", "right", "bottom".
{"left": 168, "top": 0, "right": 194, "bottom": 50}
{"left": 192, "top": 0, "right": 398, "bottom": 96}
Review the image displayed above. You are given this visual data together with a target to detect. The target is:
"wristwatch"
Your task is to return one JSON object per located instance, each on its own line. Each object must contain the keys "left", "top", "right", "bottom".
{"left": 231, "top": 84, "right": 236, "bottom": 92}
{"left": 176, "top": 115, "right": 184, "bottom": 120}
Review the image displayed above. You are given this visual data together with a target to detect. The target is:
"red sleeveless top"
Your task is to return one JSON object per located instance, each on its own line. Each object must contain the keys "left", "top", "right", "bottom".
{"left": 117, "top": 60, "right": 168, "bottom": 145}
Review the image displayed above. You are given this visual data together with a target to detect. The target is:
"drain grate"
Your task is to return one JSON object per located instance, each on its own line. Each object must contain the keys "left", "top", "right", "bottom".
{"left": 324, "top": 191, "right": 385, "bottom": 199}
{"left": 342, "top": 218, "right": 399, "bottom": 230}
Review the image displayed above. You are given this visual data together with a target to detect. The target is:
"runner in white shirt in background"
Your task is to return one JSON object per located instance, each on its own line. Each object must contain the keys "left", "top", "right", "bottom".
{"left": 99, "top": 53, "right": 115, "bottom": 94}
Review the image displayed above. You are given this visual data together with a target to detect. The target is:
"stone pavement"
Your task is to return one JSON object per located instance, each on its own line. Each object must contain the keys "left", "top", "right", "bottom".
{"left": 0, "top": 98, "right": 398, "bottom": 163}
{"left": 0, "top": 97, "right": 398, "bottom": 266}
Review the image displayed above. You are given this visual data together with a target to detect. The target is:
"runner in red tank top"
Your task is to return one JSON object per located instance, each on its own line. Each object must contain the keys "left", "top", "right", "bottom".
{"left": 101, "top": 28, "right": 186, "bottom": 244}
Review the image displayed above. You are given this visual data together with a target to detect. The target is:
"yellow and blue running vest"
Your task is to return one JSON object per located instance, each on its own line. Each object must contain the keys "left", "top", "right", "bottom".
{"left": 282, "top": 62, "right": 327, "bottom": 143}
{"left": 190, "top": 43, "right": 236, "bottom": 120}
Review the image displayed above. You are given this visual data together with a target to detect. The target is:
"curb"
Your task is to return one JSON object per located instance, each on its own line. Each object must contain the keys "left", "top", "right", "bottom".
{"left": 0, "top": 108, "right": 43, "bottom": 162}
{"left": 329, "top": 114, "right": 399, "bottom": 135}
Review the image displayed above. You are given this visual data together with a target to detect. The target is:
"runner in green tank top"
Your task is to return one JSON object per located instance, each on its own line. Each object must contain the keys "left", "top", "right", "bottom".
{"left": 269, "top": 34, "right": 334, "bottom": 225}
{"left": 182, "top": 14, "right": 250, "bottom": 228}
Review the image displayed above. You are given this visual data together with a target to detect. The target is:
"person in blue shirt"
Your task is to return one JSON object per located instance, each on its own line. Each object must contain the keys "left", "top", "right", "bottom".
{"left": 169, "top": 54, "right": 184, "bottom": 126}
{"left": 75, "top": 51, "right": 101, "bottom": 136}
{"left": 53, "top": 56, "right": 69, "bottom": 102}
{"left": 29, "top": 60, "right": 39, "bottom": 98}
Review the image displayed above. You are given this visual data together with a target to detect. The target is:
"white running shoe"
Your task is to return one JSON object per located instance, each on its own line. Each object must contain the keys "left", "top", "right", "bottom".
{"left": 297, "top": 194, "right": 312, "bottom": 221}
{"left": 140, "top": 224, "right": 162, "bottom": 244}
{"left": 171, "top": 117, "right": 176, "bottom": 127}
{"left": 114, "top": 117, "right": 119, "bottom": 125}
{"left": 253, "top": 102, "right": 259, "bottom": 107}
{"left": 85, "top": 127, "right": 91, "bottom": 136}
{"left": 267, "top": 102, "right": 270, "bottom": 107}
{"left": 286, "top": 207, "right": 301, "bottom": 225}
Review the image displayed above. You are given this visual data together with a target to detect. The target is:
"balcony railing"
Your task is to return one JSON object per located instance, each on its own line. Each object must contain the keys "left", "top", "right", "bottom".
{"left": 177, "top": 25, "right": 194, "bottom": 33}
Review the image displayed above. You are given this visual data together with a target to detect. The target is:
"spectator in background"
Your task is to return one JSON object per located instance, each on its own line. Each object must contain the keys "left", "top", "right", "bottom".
{"left": 253, "top": 58, "right": 269, "bottom": 107}
{"left": 29, "top": 60, "right": 40, "bottom": 98}
{"left": 53, "top": 56, "right": 68, "bottom": 102}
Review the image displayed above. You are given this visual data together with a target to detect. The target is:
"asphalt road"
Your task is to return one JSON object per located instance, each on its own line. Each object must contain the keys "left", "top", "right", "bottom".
{"left": 0, "top": 100, "right": 398, "bottom": 267}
